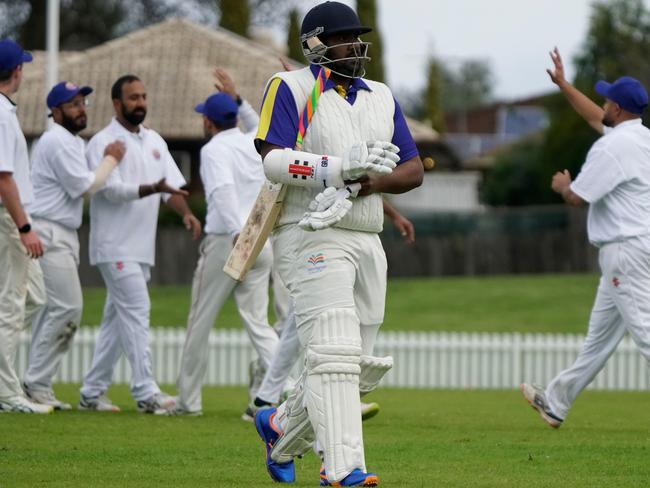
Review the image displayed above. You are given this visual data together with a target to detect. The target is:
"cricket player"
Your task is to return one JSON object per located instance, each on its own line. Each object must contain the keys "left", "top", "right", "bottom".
{"left": 21, "top": 81, "right": 125, "bottom": 411}
{"left": 79, "top": 75, "right": 201, "bottom": 413}
{"left": 522, "top": 48, "right": 650, "bottom": 428}
{"left": 0, "top": 39, "right": 50, "bottom": 414}
{"left": 253, "top": 2, "right": 423, "bottom": 485}
{"left": 170, "top": 68, "right": 280, "bottom": 416}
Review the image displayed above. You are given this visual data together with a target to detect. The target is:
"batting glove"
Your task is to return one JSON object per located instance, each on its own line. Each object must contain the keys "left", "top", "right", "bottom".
{"left": 298, "top": 183, "right": 361, "bottom": 231}
{"left": 341, "top": 141, "right": 400, "bottom": 181}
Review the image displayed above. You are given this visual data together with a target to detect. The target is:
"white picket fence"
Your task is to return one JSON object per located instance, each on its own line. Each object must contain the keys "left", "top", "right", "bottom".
{"left": 14, "top": 328, "right": 650, "bottom": 390}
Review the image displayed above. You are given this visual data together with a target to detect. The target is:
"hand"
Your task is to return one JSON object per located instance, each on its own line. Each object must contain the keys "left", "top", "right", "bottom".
{"left": 279, "top": 56, "right": 294, "bottom": 71}
{"left": 20, "top": 230, "right": 43, "bottom": 258}
{"left": 547, "top": 47, "right": 567, "bottom": 87}
{"left": 299, "top": 184, "right": 360, "bottom": 231}
{"left": 551, "top": 169, "right": 572, "bottom": 194}
{"left": 183, "top": 213, "right": 202, "bottom": 240}
{"left": 104, "top": 140, "right": 126, "bottom": 162}
{"left": 213, "top": 67, "right": 237, "bottom": 99}
{"left": 342, "top": 141, "right": 400, "bottom": 181}
{"left": 391, "top": 213, "right": 415, "bottom": 244}
{"left": 153, "top": 178, "right": 189, "bottom": 197}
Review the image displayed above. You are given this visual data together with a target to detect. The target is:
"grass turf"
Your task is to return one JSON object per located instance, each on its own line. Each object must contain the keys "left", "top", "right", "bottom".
{"left": 81, "top": 273, "right": 601, "bottom": 334}
{"left": 1, "top": 385, "right": 649, "bottom": 487}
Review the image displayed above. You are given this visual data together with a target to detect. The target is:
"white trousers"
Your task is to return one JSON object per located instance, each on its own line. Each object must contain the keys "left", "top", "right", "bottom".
{"left": 176, "top": 234, "right": 279, "bottom": 412}
{"left": 272, "top": 224, "right": 386, "bottom": 478}
{"left": 24, "top": 218, "right": 82, "bottom": 392}
{"left": 0, "top": 207, "right": 45, "bottom": 401}
{"left": 80, "top": 261, "right": 160, "bottom": 402}
{"left": 547, "top": 238, "right": 650, "bottom": 419}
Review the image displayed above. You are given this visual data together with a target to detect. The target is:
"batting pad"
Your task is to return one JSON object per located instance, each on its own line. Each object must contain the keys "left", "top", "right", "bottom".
{"left": 270, "top": 371, "right": 315, "bottom": 464}
{"left": 359, "top": 354, "right": 393, "bottom": 396}
{"left": 305, "top": 308, "right": 365, "bottom": 483}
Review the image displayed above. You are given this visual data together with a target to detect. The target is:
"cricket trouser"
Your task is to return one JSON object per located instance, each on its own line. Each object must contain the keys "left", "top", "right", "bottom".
{"left": 546, "top": 237, "right": 650, "bottom": 419}
{"left": 271, "top": 224, "right": 387, "bottom": 482}
{"left": 0, "top": 207, "right": 45, "bottom": 401}
{"left": 80, "top": 261, "right": 160, "bottom": 402}
{"left": 24, "top": 218, "right": 82, "bottom": 392}
{"left": 176, "top": 233, "right": 279, "bottom": 412}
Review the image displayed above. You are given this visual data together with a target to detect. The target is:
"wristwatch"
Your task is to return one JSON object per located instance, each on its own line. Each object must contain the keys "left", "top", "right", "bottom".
{"left": 18, "top": 223, "right": 31, "bottom": 234}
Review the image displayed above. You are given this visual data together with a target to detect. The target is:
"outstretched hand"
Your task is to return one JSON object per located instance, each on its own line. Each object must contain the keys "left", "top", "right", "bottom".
{"left": 213, "top": 67, "right": 238, "bottom": 99}
{"left": 154, "top": 177, "right": 189, "bottom": 197}
{"left": 547, "top": 47, "right": 567, "bottom": 87}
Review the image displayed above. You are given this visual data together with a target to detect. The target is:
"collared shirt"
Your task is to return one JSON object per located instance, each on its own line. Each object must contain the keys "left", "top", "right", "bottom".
{"left": 87, "top": 118, "right": 186, "bottom": 266}
{"left": 571, "top": 119, "right": 650, "bottom": 245}
{"left": 255, "top": 64, "right": 418, "bottom": 162}
{"left": 0, "top": 92, "right": 33, "bottom": 205}
{"left": 27, "top": 123, "right": 94, "bottom": 229}
{"left": 201, "top": 101, "right": 265, "bottom": 236}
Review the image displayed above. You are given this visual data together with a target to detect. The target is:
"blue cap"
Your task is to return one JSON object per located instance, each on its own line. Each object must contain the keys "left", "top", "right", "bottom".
{"left": 595, "top": 76, "right": 648, "bottom": 114}
{"left": 0, "top": 39, "right": 32, "bottom": 71}
{"left": 194, "top": 92, "right": 238, "bottom": 124}
{"left": 46, "top": 81, "right": 93, "bottom": 109}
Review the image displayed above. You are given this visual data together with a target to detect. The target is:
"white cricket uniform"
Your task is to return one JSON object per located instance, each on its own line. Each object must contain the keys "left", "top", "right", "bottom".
{"left": 23, "top": 123, "right": 95, "bottom": 393}
{"left": 80, "top": 118, "right": 185, "bottom": 402}
{"left": 545, "top": 119, "right": 650, "bottom": 419}
{"left": 0, "top": 93, "right": 45, "bottom": 402}
{"left": 176, "top": 101, "right": 279, "bottom": 413}
{"left": 261, "top": 67, "right": 394, "bottom": 482}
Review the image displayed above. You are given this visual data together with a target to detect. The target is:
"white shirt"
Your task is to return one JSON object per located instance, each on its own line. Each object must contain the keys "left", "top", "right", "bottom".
{"left": 87, "top": 118, "right": 186, "bottom": 265}
{"left": 202, "top": 101, "right": 265, "bottom": 236}
{"left": 571, "top": 119, "right": 650, "bottom": 246}
{"left": 27, "top": 123, "right": 94, "bottom": 229}
{"left": 0, "top": 93, "right": 33, "bottom": 205}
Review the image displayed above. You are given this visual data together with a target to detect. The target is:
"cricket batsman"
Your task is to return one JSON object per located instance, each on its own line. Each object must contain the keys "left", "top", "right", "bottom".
{"left": 253, "top": 2, "right": 423, "bottom": 485}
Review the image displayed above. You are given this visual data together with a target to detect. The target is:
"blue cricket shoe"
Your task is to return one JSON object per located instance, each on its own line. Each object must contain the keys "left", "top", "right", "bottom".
{"left": 254, "top": 407, "right": 295, "bottom": 483}
{"left": 320, "top": 465, "right": 379, "bottom": 486}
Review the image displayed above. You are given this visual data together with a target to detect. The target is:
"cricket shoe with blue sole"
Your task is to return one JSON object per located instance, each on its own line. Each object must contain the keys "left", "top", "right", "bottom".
{"left": 254, "top": 407, "right": 295, "bottom": 483}
{"left": 320, "top": 466, "right": 379, "bottom": 487}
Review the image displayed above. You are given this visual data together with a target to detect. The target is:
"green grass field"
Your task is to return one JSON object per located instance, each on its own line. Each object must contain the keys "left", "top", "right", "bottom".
{"left": 2, "top": 385, "right": 649, "bottom": 487}
{"left": 81, "top": 273, "right": 601, "bottom": 334}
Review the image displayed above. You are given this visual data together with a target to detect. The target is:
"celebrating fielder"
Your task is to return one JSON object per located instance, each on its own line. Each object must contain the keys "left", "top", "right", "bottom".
{"left": 253, "top": 2, "right": 423, "bottom": 486}
{"left": 22, "top": 81, "right": 125, "bottom": 411}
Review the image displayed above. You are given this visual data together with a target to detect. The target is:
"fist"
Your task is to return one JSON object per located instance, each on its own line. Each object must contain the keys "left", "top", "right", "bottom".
{"left": 104, "top": 140, "right": 126, "bottom": 162}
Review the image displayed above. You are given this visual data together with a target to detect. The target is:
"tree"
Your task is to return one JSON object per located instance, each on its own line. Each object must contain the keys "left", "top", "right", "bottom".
{"left": 286, "top": 8, "right": 302, "bottom": 61}
{"left": 218, "top": 0, "right": 250, "bottom": 37}
{"left": 423, "top": 57, "right": 446, "bottom": 132}
{"left": 356, "top": 0, "right": 384, "bottom": 82}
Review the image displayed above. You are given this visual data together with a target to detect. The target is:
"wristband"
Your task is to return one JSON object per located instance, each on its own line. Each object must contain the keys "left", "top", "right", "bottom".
{"left": 18, "top": 223, "right": 31, "bottom": 234}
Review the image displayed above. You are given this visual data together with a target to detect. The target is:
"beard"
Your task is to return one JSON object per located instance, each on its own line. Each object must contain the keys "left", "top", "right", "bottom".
{"left": 121, "top": 102, "right": 147, "bottom": 126}
{"left": 60, "top": 111, "right": 87, "bottom": 134}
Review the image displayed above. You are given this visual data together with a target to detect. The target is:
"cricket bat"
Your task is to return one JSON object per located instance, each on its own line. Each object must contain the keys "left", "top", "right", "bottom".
{"left": 223, "top": 181, "right": 287, "bottom": 281}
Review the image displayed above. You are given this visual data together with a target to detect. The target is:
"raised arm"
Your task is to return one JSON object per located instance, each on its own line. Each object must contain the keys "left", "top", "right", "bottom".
{"left": 213, "top": 67, "right": 259, "bottom": 133}
{"left": 548, "top": 47, "right": 604, "bottom": 134}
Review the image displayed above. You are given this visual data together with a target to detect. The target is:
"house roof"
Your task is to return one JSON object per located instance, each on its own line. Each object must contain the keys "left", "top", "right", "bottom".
{"left": 14, "top": 18, "right": 438, "bottom": 143}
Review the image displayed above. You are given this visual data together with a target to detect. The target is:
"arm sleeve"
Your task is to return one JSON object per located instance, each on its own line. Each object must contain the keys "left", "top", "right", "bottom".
{"left": 50, "top": 143, "right": 95, "bottom": 199}
{"left": 570, "top": 146, "right": 627, "bottom": 203}
{"left": 391, "top": 98, "right": 419, "bottom": 165}
{"left": 254, "top": 78, "right": 299, "bottom": 151}
{"left": 86, "top": 136, "right": 139, "bottom": 202}
{"left": 0, "top": 122, "right": 16, "bottom": 173}
{"left": 238, "top": 99, "right": 260, "bottom": 135}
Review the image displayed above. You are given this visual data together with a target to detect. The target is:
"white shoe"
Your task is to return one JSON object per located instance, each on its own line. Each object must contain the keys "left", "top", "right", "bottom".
{"left": 0, "top": 395, "right": 54, "bottom": 414}
{"left": 360, "top": 401, "right": 380, "bottom": 421}
{"left": 520, "top": 383, "right": 563, "bottom": 428}
{"left": 136, "top": 392, "right": 176, "bottom": 414}
{"left": 79, "top": 393, "right": 121, "bottom": 412}
{"left": 162, "top": 405, "right": 202, "bottom": 416}
{"left": 23, "top": 383, "right": 72, "bottom": 411}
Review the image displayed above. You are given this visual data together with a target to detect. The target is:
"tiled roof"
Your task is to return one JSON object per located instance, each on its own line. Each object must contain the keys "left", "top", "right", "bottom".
{"left": 14, "top": 18, "right": 437, "bottom": 143}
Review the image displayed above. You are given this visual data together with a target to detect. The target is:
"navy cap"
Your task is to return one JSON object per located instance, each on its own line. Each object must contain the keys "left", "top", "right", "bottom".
{"left": 0, "top": 39, "right": 32, "bottom": 71}
{"left": 595, "top": 76, "right": 648, "bottom": 114}
{"left": 47, "top": 81, "right": 93, "bottom": 109}
{"left": 195, "top": 92, "right": 238, "bottom": 124}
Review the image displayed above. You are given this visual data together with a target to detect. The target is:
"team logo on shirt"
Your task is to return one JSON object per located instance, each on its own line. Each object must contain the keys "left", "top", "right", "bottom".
{"left": 116, "top": 261, "right": 124, "bottom": 271}
{"left": 306, "top": 253, "right": 326, "bottom": 273}
{"left": 612, "top": 277, "right": 620, "bottom": 287}
{"left": 152, "top": 149, "right": 161, "bottom": 160}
